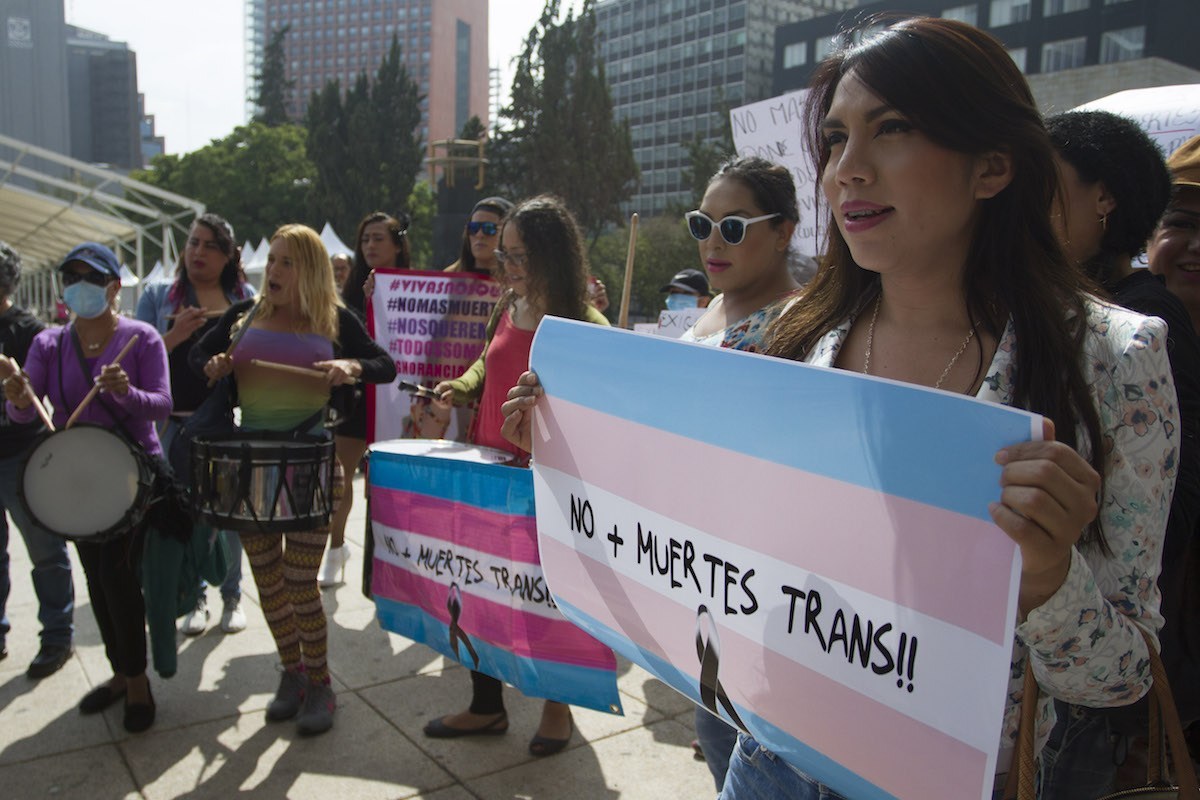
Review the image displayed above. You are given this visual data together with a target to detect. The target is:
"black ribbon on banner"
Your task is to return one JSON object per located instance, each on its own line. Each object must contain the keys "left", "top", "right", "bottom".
{"left": 446, "top": 582, "right": 480, "bottom": 668}
{"left": 696, "top": 605, "right": 746, "bottom": 731}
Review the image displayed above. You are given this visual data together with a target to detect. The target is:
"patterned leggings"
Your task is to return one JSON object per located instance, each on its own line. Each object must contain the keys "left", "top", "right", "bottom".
{"left": 241, "top": 460, "right": 344, "bottom": 683}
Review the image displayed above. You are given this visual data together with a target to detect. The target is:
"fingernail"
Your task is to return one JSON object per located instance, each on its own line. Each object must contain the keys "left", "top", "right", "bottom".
{"left": 995, "top": 449, "right": 1009, "bottom": 465}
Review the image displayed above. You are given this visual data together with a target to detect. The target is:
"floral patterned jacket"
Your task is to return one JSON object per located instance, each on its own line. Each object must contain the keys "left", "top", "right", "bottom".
{"left": 804, "top": 296, "right": 1178, "bottom": 766}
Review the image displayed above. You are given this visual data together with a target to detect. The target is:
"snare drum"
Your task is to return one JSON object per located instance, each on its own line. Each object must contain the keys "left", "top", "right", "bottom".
{"left": 18, "top": 424, "right": 156, "bottom": 542}
{"left": 191, "top": 433, "right": 336, "bottom": 534}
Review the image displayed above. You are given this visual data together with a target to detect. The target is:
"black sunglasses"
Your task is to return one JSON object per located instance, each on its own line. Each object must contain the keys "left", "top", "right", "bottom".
{"left": 61, "top": 271, "right": 111, "bottom": 287}
{"left": 467, "top": 221, "right": 498, "bottom": 236}
{"left": 685, "top": 210, "right": 781, "bottom": 246}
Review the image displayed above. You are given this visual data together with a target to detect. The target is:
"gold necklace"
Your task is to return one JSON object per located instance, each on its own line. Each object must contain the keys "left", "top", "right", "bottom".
{"left": 78, "top": 315, "right": 117, "bottom": 351}
{"left": 862, "top": 294, "right": 976, "bottom": 391}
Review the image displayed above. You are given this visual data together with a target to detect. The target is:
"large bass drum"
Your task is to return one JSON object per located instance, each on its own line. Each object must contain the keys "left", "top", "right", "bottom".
{"left": 18, "top": 424, "right": 155, "bottom": 542}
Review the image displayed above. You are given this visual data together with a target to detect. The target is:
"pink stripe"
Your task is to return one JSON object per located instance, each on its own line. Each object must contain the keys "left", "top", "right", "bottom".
{"left": 370, "top": 486, "right": 540, "bottom": 565}
{"left": 536, "top": 397, "right": 1014, "bottom": 646}
{"left": 542, "top": 537, "right": 990, "bottom": 798}
{"left": 372, "top": 557, "right": 615, "bottom": 670}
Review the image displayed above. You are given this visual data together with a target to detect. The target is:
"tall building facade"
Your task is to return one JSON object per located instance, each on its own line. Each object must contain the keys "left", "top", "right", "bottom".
{"left": 774, "top": 0, "right": 1200, "bottom": 114}
{"left": 0, "top": 1, "right": 148, "bottom": 170}
{"left": 595, "top": 0, "right": 846, "bottom": 216}
{"left": 244, "top": 0, "right": 489, "bottom": 148}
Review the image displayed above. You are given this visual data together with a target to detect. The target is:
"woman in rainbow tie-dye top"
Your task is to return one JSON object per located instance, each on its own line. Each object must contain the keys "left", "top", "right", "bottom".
{"left": 194, "top": 224, "right": 395, "bottom": 736}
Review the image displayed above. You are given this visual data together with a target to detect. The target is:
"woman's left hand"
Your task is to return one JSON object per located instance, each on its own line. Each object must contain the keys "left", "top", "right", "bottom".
{"left": 499, "top": 371, "right": 544, "bottom": 452}
{"left": 989, "top": 418, "right": 1100, "bottom": 615}
{"left": 313, "top": 359, "right": 362, "bottom": 387}
{"left": 95, "top": 363, "right": 130, "bottom": 397}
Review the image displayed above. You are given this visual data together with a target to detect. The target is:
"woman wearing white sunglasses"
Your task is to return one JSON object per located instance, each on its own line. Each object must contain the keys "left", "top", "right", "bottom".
{"left": 679, "top": 157, "right": 803, "bottom": 352}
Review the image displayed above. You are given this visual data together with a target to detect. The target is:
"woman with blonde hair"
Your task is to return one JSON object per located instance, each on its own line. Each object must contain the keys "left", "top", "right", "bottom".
{"left": 193, "top": 223, "right": 395, "bottom": 736}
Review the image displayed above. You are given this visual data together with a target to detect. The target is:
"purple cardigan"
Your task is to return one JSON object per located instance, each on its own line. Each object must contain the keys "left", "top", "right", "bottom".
{"left": 7, "top": 318, "right": 172, "bottom": 456}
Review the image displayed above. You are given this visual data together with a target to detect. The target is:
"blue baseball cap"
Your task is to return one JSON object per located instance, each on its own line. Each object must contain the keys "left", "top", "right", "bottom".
{"left": 59, "top": 242, "right": 121, "bottom": 278}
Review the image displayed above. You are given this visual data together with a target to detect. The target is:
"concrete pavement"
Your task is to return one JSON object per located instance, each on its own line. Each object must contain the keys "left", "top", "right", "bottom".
{"left": 0, "top": 473, "right": 717, "bottom": 799}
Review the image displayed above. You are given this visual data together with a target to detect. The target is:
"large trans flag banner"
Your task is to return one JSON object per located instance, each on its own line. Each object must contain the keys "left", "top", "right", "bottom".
{"left": 529, "top": 318, "right": 1038, "bottom": 800}
{"left": 369, "top": 440, "right": 622, "bottom": 714}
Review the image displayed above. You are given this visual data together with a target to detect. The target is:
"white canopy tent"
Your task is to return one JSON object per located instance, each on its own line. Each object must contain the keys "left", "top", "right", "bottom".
{"left": 0, "top": 132, "right": 203, "bottom": 316}
{"left": 320, "top": 222, "right": 352, "bottom": 258}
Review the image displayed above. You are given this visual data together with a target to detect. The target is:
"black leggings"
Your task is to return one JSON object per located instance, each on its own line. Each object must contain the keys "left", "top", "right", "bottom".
{"left": 468, "top": 670, "right": 505, "bottom": 715}
{"left": 75, "top": 529, "right": 146, "bottom": 678}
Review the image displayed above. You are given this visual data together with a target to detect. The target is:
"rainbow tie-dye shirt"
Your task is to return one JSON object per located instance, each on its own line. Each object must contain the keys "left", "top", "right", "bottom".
{"left": 233, "top": 328, "right": 334, "bottom": 432}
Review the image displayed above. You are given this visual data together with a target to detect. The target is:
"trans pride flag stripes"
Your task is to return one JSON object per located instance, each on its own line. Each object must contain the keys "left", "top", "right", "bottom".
{"left": 529, "top": 318, "right": 1038, "bottom": 800}
{"left": 369, "top": 442, "right": 622, "bottom": 714}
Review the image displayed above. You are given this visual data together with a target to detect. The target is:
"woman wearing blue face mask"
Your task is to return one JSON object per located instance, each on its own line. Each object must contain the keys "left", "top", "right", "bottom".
{"left": 661, "top": 268, "right": 712, "bottom": 312}
{"left": 677, "top": 157, "right": 803, "bottom": 353}
{"left": 2, "top": 242, "right": 171, "bottom": 733}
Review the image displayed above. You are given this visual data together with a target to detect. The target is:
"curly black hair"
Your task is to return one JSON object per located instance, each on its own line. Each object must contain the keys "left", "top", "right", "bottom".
{"left": 0, "top": 240, "right": 20, "bottom": 297}
{"left": 1046, "top": 110, "right": 1171, "bottom": 263}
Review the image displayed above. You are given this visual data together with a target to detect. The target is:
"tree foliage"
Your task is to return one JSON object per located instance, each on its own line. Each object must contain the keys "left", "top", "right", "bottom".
{"left": 254, "top": 26, "right": 294, "bottom": 126}
{"left": 305, "top": 36, "right": 424, "bottom": 241}
{"left": 133, "top": 122, "right": 314, "bottom": 247}
{"left": 588, "top": 214, "right": 699, "bottom": 324}
{"left": 489, "top": 0, "right": 638, "bottom": 242}
{"left": 406, "top": 181, "right": 436, "bottom": 269}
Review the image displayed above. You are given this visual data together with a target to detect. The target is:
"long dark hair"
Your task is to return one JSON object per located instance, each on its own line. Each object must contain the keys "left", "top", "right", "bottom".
{"left": 768, "top": 17, "right": 1106, "bottom": 545}
{"left": 169, "top": 213, "right": 245, "bottom": 307}
{"left": 344, "top": 210, "right": 411, "bottom": 312}
{"left": 503, "top": 196, "right": 590, "bottom": 321}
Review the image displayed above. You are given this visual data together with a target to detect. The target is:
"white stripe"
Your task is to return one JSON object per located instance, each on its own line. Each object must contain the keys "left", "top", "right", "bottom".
{"left": 534, "top": 465, "right": 1018, "bottom": 756}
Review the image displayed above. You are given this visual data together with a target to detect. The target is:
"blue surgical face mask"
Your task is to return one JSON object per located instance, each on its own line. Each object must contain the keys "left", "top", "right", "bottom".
{"left": 63, "top": 282, "right": 110, "bottom": 319}
{"left": 665, "top": 292, "right": 699, "bottom": 311}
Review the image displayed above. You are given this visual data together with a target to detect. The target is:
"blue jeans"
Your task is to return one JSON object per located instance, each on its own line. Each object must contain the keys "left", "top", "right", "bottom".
{"left": 721, "top": 734, "right": 1016, "bottom": 799}
{"left": 1038, "top": 700, "right": 1121, "bottom": 800}
{"left": 161, "top": 418, "right": 241, "bottom": 602}
{"left": 0, "top": 447, "right": 75, "bottom": 648}
{"left": 697, "top": 707, "right": 740, "bottom": 790}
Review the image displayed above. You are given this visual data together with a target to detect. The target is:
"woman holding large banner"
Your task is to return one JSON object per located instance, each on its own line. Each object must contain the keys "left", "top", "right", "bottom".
{"left": 421, "top": 195, "right": 609, "bottom": 757}
{"left": 196, "top": 224, "right": 396, "bottom": 736}
{"left": 501, "top": 17, "right": 1179, "bottom": 798}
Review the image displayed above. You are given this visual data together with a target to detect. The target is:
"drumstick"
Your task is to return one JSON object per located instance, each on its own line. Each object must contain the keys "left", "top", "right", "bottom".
{"left": 167, "top": 309, "right": 224, "bottom": 320}
{"left": 23, "top": 384, "right": 55, "bottom": 432}
{"left": 617, "top": 212, "right": 639, "bottom": 329}
{"left": 208, "top": 298, "right": 264, "bottom": 387}
{"left": 65, "top": 334, "right": 140, "bottom": 429}
{"left": 250, "top": 358, "right": 360, "bottom": 385}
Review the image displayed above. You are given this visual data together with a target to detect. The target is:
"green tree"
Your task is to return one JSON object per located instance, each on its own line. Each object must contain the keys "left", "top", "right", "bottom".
{"left": 305, "top": 37, "right": 424, "bottom": 238}
{"left": 588, "top": 214, "right": 699, "bottom": 324}
{"left": 133, "top": 122, "right": 314, "bottom": 247}
{"left": 491, "top": 0, "right": 638, "bottom": 242}
{"left": 406, "top": 181, "right": 436, "bottom": 268}
{"left": 255, "top": 26, "right": 294, "bottom": 126}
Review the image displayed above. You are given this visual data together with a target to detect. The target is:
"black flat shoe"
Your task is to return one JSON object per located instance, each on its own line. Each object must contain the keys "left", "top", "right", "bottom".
{"left": 27, "top": 643, "right": 72, "bottom": 679}
{"left": 528, "top": 716, "right": 574, "bottom": 758}
{"left": 124, "top": 686, "right": 156, "bottom": 733}
{"left": 423, "top": 711, "right": 508, "bottom": 738}
{"left": 80, "top": 683, "right": 126, "bottom": 714}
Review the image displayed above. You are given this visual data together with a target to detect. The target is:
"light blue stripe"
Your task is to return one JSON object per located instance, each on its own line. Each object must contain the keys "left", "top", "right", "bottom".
{"left": 531, "top": 318, "right": 1037, "bottom": 522}
{"left": 373, "top": 596, "right": 623, "bottom": 715}
{"left": 369, "top": 454, "right": 535, "bottom": 517}
{"left": 556, "top": 599, "right": 896, "bottom": 800}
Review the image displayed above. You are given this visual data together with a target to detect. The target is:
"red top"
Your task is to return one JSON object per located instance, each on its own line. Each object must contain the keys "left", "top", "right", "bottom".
{"left": 472, "top": 310, "right": 534, "bottom": 462}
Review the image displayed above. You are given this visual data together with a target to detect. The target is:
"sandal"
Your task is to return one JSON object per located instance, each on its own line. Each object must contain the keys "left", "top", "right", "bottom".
{"left": 528, "top": 715, "right": 574, "bottom": 758}
{"left": 423, "top": 711, "right": 508, "bottom": 738}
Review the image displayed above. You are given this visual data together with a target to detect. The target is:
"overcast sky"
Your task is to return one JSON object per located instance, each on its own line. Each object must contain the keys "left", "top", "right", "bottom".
{"left": 62, "top": 0, "right": 582, "bottom": 156}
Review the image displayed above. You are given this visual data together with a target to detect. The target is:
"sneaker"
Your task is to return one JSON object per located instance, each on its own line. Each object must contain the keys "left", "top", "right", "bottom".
{"left": 220, "top": 598, "right": 247, "bottom": 634}
{"left": 180, "top": 594, "right": 209, "bottom": 636}
{"left": 266, "top": 667, "right": 307, "bottom": 722}
{"left": 296, "top": 679, "right": 336, "bottom": 736}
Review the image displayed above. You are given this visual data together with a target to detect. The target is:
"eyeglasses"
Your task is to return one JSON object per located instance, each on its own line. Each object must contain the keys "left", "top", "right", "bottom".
{"left": 493, "top": 249, "right": 528, "bottom": 267}
{"left": 467, "top": 221, "right": 498, "bottom": 236}
{"left": 685, "top": 211, "right": 781, "bottom": 245}
{"left": 61, "top": 271, "right": 111, "bottom": 287}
